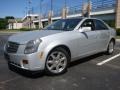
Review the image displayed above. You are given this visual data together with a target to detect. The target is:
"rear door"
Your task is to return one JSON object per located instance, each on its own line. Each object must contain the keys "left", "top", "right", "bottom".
{"left": 93, "top": 19, "right": 110, "bottom": 51}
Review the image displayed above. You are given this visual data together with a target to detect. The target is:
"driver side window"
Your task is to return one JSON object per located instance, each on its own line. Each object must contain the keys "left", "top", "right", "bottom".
{"left": 81, "top": 19, "right": 95, "bottom": 31}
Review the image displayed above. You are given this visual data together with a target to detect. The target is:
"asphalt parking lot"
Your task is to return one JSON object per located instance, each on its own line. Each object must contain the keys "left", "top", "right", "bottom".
{"left": 0, "top": 33, "right": 120, "bottom": 90}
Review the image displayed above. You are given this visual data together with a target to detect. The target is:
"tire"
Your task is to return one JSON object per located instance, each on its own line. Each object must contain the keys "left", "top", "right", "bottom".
{"left": 8, "top": 62, "right": 13, "bottom": 71}
{"left": 106, "top": 40, "right": 115, "bottom": 55}
{"left": 45, "top": 47, "right": 70, "bottom": 75}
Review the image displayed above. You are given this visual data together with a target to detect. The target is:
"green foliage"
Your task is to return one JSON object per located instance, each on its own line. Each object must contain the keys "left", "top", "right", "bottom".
{"left": 19, "top": 28, "right": 30, "bottom": 31}
{"left": 5, "top": 16, "right": 14, "bottom": 20}
{"left": 103, "top": 20, "right": 120, "bottom": 36}
{"left": 0, "top": 16, "right": 15, "bottom": 30}
{"left": 116, "top": 29, "right": 120, "bottom": 36}
{"left": 0, "top": 18, "right": 7, "bottom": 29}
{"left": 104, "top": 20, "right": 115, "bottom": 28}
{"left": 19, "top": 28, "right": 40, "bottom": 31}
{"left": 35, "top": 25, "right": 39, "bottom": 29}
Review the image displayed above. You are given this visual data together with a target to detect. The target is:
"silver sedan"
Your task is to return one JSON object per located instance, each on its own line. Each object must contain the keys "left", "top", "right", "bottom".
{"left": 4, "top": 18, "right": 116, "bottom": 75}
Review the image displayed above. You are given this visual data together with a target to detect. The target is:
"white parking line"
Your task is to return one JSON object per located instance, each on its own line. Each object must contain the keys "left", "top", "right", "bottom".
{"left": 97, "top": 53, "right": 120, "bottom": 66}
{"left": 0, "top": 76, "right": 20, "bottom": 84}
{"left": 0, "top": 87, "right": 3, "bottom": 89}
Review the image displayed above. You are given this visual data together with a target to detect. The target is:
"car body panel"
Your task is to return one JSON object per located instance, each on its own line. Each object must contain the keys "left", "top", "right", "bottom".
{"left": 8, "top": 30, "right": 64, "bottom": 44}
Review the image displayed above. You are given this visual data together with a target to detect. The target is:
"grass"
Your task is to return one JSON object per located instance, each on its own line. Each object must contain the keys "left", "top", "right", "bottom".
{"left": 116, "top": 36, "right": 120, "bottom": 39}
{"left": 0, "top": 29, "right": 39, "bottom": 33}
{"left": 0, "top": 30, "right": 20, "bottom": 32}
{"left": 0, "top": 29, "right": 24, "bottom": 33}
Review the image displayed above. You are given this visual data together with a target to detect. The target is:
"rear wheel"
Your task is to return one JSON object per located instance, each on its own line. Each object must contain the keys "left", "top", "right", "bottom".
{"left": 106, "top": 40, "right": 115, "bottom": 55}
{"left": 45, "top": 47, "right": 70, "bottom": 75}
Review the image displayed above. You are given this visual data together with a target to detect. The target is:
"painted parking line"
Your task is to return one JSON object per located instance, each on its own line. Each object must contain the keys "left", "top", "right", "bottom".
{"left": 0, "top": 87, "right": 3, "bottom": 89}
{"left": 97, "top": 53, "right": 120, "bottom": 66}
{"left": 0, "top": 76, "right": 20, "bottom": 84}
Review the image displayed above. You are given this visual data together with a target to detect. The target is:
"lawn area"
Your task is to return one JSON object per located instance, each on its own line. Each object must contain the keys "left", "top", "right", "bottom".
{"left": 0, "top": 29, "right": 25, "bottom": 33}
{"left": 0, "top": 29, "right": 39, "bottom": 33}
{"left": 116, "top": 36, "right": 120, "bottom": 39}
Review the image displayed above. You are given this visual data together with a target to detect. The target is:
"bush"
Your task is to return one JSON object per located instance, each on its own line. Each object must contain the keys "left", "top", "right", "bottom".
{"left": 104, "top": 20, "right": 115, "bottom": 28}
{"left": 0, "top": 18, "right": 7, "bottom": 29}
{"left": 103, "top": 20, "right": 120, "bottom": 36}
{"left": 20, "top": 28, "right": 42, "bottom": 31}
{"left": 20, "top": 28, "right": 31, "bottom": 31}
{"left": 116, "top": 29, "right": 120, "bottom": 36}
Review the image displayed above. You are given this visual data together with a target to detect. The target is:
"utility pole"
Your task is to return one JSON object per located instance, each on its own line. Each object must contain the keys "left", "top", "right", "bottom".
{"left": 82, "top": 0, "right": 91, "bottom": 17}
{"left": 82, "top": 1, "right": 87, "bottom": 17}
{"left": 65, "top": 0, "right": 66, "bottom": 8}
{"left": 39, "top": 0, "right": 43, "bottom": 29}
{"left": 64, "top": 0, "right": 67, "bottom": 19}
{"left": 48, "top": 0, "right": 53, "bottom": 24}
{"left": 87, "top": 0, "right": 91, "bottom": 18}
{"left": 51, "top": 0, "right": 53, "bottom": 12}
{"left": 28, "top": 0, "right": 32, "bottom": 29}
{"left": 25, "top": 7, "right": 28, "bottom": 16}
{"left": 62, "top": 0, "right": 67, "bottom": 19}
{"left": 25, "top": 6, "right": 28, "bottom": 28}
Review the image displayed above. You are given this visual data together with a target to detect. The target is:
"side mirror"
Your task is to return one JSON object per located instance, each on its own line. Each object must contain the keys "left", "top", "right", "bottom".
{"left": 80, "top": 27, "right": 91, "bottom": 32}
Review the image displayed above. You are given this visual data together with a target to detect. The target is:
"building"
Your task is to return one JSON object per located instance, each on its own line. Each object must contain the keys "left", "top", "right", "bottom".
{"left": 32, "top": 0, "right": 117, "bottom": 28}
{"left": 22, "top": 14, "right": 39, "bottom": 29}
{"left": 8, "top": 19, "right": 22, "bottom": 29}
{"left": 21, "top": 0, "right": 119, "bottom": 29}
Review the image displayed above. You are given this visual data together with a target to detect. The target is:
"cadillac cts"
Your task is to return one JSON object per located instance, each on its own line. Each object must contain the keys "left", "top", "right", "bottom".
{"left": 4, "top": 18, "right": 116, "bottom": 75}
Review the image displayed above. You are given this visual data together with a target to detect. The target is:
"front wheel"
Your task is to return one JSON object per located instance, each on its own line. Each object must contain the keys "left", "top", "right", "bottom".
{"left": 106, "top": 40, "right": 115, "bottom": 55}
{"left": 45, "top": 47, "right": 70, "bottom": 75}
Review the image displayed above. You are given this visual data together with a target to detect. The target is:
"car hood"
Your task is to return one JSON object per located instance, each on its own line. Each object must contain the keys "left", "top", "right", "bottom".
{"left": 9, "top": 30, "right": 64, "bottom": 44}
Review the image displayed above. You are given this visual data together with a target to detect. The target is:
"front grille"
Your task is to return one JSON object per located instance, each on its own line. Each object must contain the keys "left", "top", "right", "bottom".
{"left": 6, "top": 41, "right": 19, "bottom": 53}
{"left": 9, "top": 61, "right": 21, "bottom": 67}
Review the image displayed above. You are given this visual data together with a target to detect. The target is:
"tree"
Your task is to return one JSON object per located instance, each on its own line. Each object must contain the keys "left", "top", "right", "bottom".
{"left": 0, "top": 18, "right": 7, "bottom": 29}
{"left": 5, "top": 16, "right": 14, "bottom": 20}
{"left": 0, "top": 16, "right": 15, "bottom": 30}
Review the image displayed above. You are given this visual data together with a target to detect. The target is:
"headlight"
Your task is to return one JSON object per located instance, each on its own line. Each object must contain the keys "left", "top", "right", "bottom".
{"left": 24, "top": 39, "right": 42, "bottom": 54}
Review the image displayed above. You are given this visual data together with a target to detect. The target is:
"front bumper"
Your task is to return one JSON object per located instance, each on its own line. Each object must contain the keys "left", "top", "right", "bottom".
{"left": 4, "top": 52, "right": 46, "bottom": 71}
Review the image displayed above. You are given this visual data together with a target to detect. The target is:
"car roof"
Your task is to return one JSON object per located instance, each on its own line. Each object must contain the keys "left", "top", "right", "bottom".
{"left": 62, "top": 17, "right": 102, "bottom": 21}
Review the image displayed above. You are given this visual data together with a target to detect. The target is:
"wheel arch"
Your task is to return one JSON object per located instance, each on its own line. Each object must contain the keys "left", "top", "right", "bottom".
{"left": 49, "top": 45, "right": 71, "bottom": 58}
{"left": 106, "top": 37, "right": 116, "bottom": 49}
{"left": 44, "top": 44, "right": 71, "bottom": 61}
{"left": 110, "top": 38, "right": 116, "bottom": 45}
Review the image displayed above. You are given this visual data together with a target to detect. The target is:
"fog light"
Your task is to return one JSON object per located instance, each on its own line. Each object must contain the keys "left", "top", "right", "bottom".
{"left": 22, "top": 60, "right": 28, "bottom": 64}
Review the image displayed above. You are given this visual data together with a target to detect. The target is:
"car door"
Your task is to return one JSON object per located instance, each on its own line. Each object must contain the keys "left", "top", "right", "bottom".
{"left": 93, "top": 19, "right": 110, "bottom": 51}
{"left": 77, "top": 19, "right": 101, "bottom": 57}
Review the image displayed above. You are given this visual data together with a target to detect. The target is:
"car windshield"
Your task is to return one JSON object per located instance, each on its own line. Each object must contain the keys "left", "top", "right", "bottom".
{"left": 44, "top": 19, "right": 82, "bottom": 31}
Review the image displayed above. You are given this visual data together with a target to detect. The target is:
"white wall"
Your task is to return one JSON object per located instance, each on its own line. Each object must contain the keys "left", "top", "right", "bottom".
{"left": 13, "top": 23, "right": 22, "bottom": 29}
{"left": 8, "top": 23, "right": 23, "bottom": 29}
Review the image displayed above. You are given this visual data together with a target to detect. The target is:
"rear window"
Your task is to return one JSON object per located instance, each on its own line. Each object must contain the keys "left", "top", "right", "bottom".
{"left": 94, "top": 19, "right": 108, "bottom": 30}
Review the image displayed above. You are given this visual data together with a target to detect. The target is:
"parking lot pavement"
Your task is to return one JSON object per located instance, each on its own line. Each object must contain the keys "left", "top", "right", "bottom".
{"left": 0, "top": 34, "right": 120, "bottom": 90}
